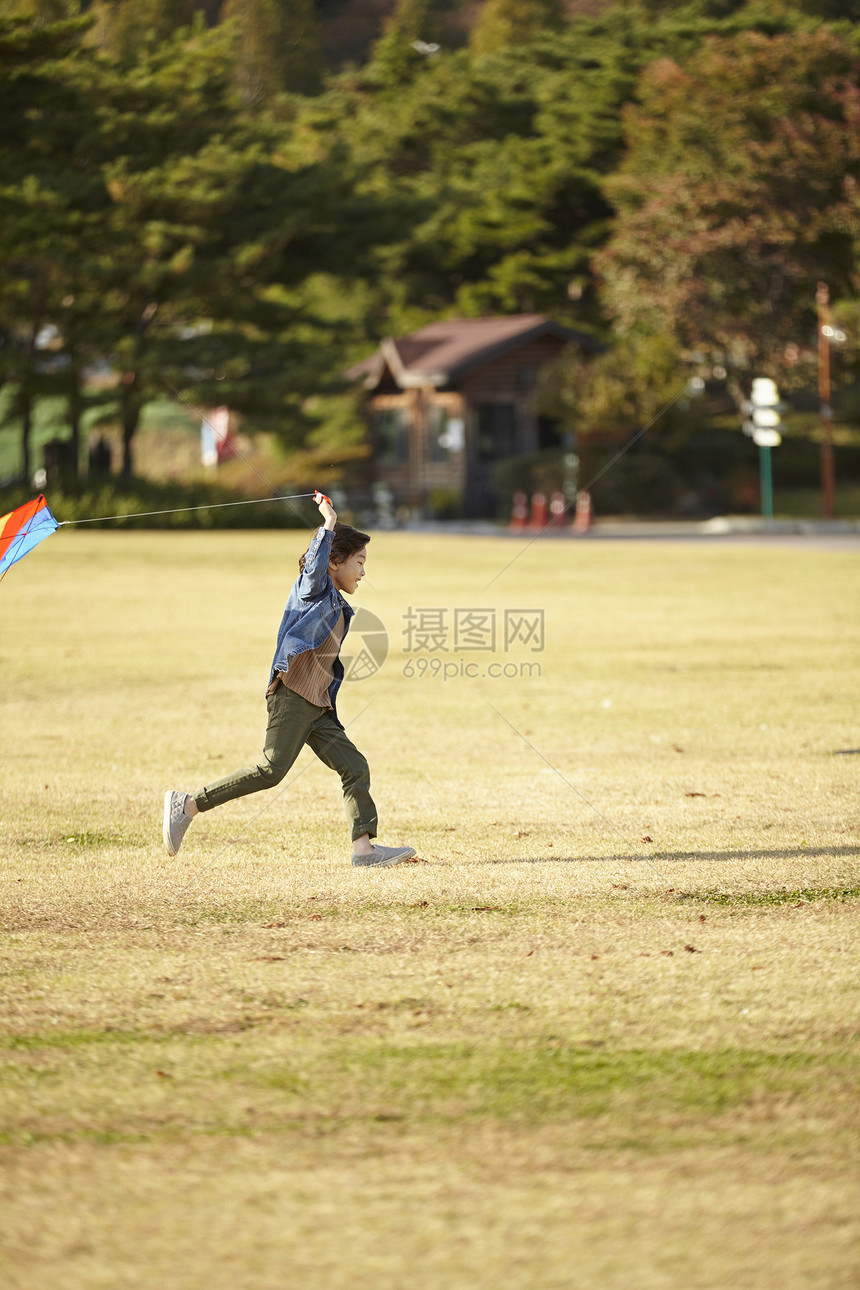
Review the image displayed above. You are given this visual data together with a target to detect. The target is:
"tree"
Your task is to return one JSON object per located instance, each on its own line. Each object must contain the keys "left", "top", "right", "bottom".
{"left": 86, "top": 21, "right": 353, "bottom": 474}
{"left": 595, "top": 29, "right": 860, "bottom": 379}
{"left": 369, "top": 0, "right": 440, "bottom": 87}
{"left": 469, "top": 0, "right": 564, "bottom": 56}
{"left": 0, "top": 4, "right": 102, "bottom": 480}
{"left": 303, "top": 29, "right": 640, "bottom": 335}
{"left": 220, "top": 0, "right": 322, "bottom": 101}
{"left": 85, "top": 0, "right": 195, "bottom": 63}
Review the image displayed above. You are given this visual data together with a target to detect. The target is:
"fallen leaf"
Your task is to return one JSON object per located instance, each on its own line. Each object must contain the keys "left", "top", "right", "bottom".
{"left": 685, "top": 791, "right": 706, "bottom": 797}
{"left": 660, "top": 950, "right": 674, "bottom": 957}
{"left": 401, "top": 857, "right": 429, "bottom": 863}
{"left": 309, "top": 915, "right": 323, "bottom": 921}
{"left": 473, "top": 906, "right": 500, "bottom": 912}
{"left": 515, "top": 831, "right": 530, "bottom": 838}
{"left": 155, "top": 1070, "right": 172, "bottom": 1079}
{"left": 523, "top": 950, "right": 534, "bottom": 958}
{"left": 684, "top": 945, "right": 700, "bottom": 953}
{"left": 752, "top": 965, "right": 765, "bottom": 971}
{"left": 641, "top": 836, "right": 653, "bottom": 843}
{"left": 411, "top": 900, "right": 429, "bottom": 908}
{"left": 590, "top": 953, "right": 600, "bottom": 960}
{"left": 699, "top": 914, "right": 707, "bottom": 922}
{"left": 673, "top": 745, "right": 685, "bottom": 753}
{"left": 254, "top": 955, "right": 285, "bottom": 962}
{"left": 612, "top": 883, "right": 628, "bottom": 890}
{"left": 263, "top": 921, "right": 286, "bottom": 928}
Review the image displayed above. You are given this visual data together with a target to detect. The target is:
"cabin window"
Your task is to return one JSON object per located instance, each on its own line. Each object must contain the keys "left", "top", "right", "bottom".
{"left": 427, "top": 405, "right": 451, "bottom": 462}
{"left": 538, "top": 415, "right": 563, "bottom": 450}
{"left": 475, "top": 403, "right": 517, "bottom": 461}
{"left": 374, "top": 407, "right": 410, "bottom": 464}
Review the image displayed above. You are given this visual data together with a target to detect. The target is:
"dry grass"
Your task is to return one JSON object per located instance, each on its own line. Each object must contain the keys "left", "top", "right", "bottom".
{"left": 1, "top": 530, "right": 858, "bottom": 1289}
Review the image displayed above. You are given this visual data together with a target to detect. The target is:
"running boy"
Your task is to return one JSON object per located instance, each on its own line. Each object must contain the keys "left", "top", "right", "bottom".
{"left": 163, "top": 492, "right": 415, "bottom": 867}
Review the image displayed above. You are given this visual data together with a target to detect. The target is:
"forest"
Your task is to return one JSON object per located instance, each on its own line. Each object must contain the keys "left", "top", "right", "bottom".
{"left": 2, "top": 0, "right": 860, "bottom": 517}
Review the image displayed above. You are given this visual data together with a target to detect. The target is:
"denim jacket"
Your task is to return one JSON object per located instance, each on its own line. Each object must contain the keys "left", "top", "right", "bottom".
{"left": 268, "top": 526, "right": 354, "bottom": 724}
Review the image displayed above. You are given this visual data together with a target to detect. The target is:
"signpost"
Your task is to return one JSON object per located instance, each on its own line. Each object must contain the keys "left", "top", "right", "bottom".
{"left": 748, "top": 378, "right": 782, "bottom": 520}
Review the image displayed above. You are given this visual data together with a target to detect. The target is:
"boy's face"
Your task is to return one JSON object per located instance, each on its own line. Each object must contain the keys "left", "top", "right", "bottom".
{"left": 329, "top": 546, "right": 367, "bottom": 595}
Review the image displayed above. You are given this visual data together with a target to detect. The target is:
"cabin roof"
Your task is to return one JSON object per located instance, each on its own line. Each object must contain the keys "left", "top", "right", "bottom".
{"left": 347, "top": 314, "right": 596, "bottom": 390}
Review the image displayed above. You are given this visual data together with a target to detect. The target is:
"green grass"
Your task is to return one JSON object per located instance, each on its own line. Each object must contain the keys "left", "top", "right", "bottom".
{"left": 1, "top": 1033, "right": 841, "bottom": 1139}
{"left": 686, "top": 886, "right": 860, "bottom": 906}
{"left": 1, "top": 531, "right": 858, "bottom": 1290}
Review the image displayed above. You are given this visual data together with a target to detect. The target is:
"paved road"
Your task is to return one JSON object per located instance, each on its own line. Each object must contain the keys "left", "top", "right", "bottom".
{"left": 400, "top": 519, "right": 860, "bottom": 550}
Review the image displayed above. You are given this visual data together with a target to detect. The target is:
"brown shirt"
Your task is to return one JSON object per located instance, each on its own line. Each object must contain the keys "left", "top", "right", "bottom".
{"left": 267, "top": 611, "right": 346, "bottom": 708}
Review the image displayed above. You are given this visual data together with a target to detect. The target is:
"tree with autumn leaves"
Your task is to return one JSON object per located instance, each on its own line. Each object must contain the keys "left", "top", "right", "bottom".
{"left": 596, "top": 28, "right": 860, "bottom": 384}
{"left": 552, "top": 18, "right": 860, "bottom": 499}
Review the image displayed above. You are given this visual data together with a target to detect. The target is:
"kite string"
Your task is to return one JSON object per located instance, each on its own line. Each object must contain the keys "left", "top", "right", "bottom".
{"left": 481, "top": 379, "right": 693, "bottom": 591}
{"left": 57, "top": 493, "right": 316, "bottom": 526}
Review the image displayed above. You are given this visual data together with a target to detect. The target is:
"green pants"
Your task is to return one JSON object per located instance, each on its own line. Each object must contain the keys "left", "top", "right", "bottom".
{"left": 194, "top": 687, "right": 377, "bottom": 844}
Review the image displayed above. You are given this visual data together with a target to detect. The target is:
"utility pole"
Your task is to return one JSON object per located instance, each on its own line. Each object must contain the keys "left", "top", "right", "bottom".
{"left": 817, "top": 281, "right": 835, "bottom": 520}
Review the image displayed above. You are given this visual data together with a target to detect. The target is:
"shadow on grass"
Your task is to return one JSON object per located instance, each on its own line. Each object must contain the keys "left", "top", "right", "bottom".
{"left": 477, "top": 844, "right": 860, "bottom": 865}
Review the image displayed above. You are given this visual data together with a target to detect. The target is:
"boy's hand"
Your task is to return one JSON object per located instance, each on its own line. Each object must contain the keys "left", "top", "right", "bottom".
{"left": 315, "top": 490, "right": 337, "bottom": 529}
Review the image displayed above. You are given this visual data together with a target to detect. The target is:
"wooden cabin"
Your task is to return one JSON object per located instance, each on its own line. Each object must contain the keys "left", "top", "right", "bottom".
{"left": 347, "top": 314, "right": 596, "bottom": 517}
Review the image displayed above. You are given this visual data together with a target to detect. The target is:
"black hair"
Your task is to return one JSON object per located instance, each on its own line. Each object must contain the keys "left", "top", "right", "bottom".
{"left": 299, "top": 521, "right": 370, "bottom": 573}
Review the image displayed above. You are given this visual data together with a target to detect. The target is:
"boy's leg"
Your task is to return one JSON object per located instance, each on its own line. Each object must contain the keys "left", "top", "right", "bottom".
{"left": 305, "top": 716, "right": 378, "bottom": 844}
{"left": 194, "top": 689, "right": 326, "bottom": 812}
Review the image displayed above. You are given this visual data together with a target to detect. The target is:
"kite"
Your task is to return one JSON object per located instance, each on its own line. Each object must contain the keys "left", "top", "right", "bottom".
{"left": 0, "top": 495, "right": 59, "bottom": 580}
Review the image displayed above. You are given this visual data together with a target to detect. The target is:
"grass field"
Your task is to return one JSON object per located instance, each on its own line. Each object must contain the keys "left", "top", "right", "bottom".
{"left": 1, "top": 529, "right": 858, "bottom": 1289}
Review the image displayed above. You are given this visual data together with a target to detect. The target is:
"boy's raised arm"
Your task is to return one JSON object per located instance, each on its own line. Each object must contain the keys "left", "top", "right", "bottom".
{"left": 316, "top": 491, "right": 336, "bottom": 531}
{"left": 296, "top": 491, "right": 337, "bottom": 600}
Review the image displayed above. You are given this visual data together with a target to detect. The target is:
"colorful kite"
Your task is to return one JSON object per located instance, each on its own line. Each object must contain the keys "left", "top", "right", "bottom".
{"left": 0, "top": 495, "right": 59, "bottom": 580}
{"left": 0, "top": 487, "right": 324, "bottom": 584}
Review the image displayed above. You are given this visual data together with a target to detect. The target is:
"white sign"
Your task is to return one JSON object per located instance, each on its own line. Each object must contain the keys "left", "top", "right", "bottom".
{"left": 751, "top": 377, "right": 779, "bottom": 406}
{"left": 439, "top": 418, "right": 465, "bottom": 452}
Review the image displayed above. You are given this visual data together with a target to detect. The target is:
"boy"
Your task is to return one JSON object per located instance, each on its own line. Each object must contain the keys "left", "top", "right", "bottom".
{"left": 163, "top": 491, "right": 415, "bottom": 868}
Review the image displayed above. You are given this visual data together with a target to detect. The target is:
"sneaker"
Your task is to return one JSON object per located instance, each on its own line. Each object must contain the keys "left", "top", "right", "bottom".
{"left": 351, "top": 843, "right": 416, "bottom": 868}
{"left": 163, "top": 790, "right": 193, "bottom": 856}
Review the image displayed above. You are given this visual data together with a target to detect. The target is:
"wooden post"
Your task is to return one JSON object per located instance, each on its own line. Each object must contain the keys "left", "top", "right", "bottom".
{"left": 817, "top": 282, "right": 835, "bottom": 520}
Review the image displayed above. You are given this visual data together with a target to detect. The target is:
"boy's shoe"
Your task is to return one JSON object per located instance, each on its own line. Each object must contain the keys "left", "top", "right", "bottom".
{"left": 163, "top": 790, "right": 193, "bottom": 856}
{"left": 352, "top": 843, "right": 416, "bottom": 868}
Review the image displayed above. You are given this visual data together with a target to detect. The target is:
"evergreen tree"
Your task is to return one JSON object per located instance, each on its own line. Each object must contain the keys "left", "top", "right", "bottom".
{"left": 0, "top": 0, "right": 77, "bottom": 21}
{"left": 85, "top": 0, "right": 196, "bottom": 63}
{"left": 470, "top": 0, "right": 564, "bottom": 56}
{"left": 0, "top": 4, "right": 101, "bottom": 480}
{"left": 221, "top": 0, "right": 322, "bottom": 101}
{"left": 370, "top": 0, "right": 439, "bottom": 87}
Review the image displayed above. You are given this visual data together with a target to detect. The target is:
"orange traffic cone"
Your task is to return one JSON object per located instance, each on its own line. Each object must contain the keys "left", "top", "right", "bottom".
{"left": 530, "top": 491, "right": 547, "bottom": 529}
{"left": 510, "top": 491, "right": 528, "bottom": 531}
{"left": 573, "top": 489, "right": 592, "bottom": 533}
